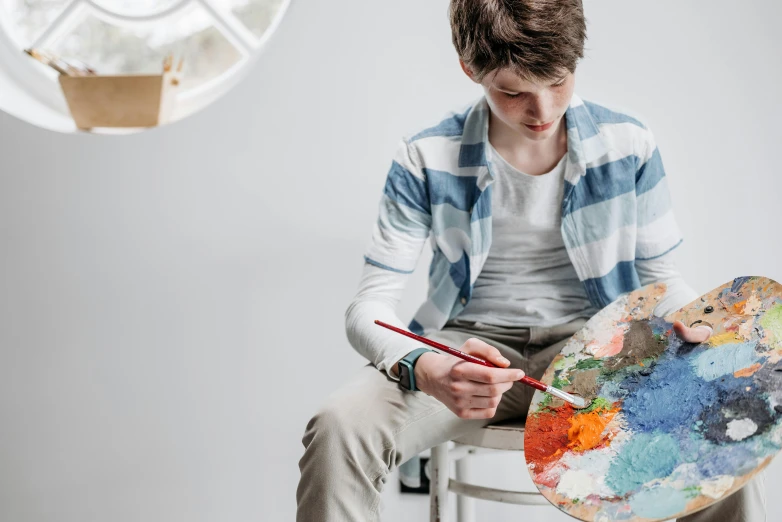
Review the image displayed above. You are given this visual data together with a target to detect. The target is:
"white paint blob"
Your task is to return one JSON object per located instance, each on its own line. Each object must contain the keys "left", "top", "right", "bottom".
{"left": 560, "top": 444, "right": 622, "bottom": 497}
{"left": 556, "top": 469, "right": 595, "bottom": 499}
{"left": 700, "top": 475, "right": 735, "bottom": 499}
{"left": 726, "top": 418, "right": 758, "bottom": 441}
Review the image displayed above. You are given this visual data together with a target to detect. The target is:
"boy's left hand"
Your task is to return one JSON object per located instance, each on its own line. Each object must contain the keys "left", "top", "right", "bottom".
{"left": 672, "top": 320, "right": 712, "bottom": 343}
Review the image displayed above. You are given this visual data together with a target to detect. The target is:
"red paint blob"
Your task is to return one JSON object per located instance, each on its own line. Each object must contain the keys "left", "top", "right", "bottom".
{"left": 525, "top": 405, "right": 573, "bottom": 471}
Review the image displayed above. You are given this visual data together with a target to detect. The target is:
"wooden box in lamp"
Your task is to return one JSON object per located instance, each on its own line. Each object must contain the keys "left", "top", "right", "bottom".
{"left": 58, "top": 71, "right": 179, "bottom": 130}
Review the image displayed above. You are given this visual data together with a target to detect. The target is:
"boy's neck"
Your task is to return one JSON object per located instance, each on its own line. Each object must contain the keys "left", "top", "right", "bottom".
{"left": 488, "top": 110, "right": 568, "bottom": 176}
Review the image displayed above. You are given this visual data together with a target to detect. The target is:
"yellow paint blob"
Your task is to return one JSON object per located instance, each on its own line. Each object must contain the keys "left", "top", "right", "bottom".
{"left": 708, "top": 332, "right": 741, "bottom": 347}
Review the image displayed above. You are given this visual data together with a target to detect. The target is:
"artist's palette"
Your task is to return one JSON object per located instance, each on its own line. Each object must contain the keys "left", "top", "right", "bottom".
{"left": 524, "top": 276, "right": 782, "bottom": 521}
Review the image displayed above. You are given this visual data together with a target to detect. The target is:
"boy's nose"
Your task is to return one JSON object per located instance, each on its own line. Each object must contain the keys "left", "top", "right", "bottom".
{"left": 526, "top": 94, "right": 553, "bottom": 122}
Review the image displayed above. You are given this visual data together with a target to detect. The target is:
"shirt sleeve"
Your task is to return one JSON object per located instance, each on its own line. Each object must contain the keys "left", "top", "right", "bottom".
{"left": 635, "top": 127, "right": 684, "bottom": 262}
{"left": 347, "top": 139, "right": 434, "bottom": 379}
{"left": 345, "top": 262, "right": 429, "bottom": 380}
{"left": 363, "top": 138, "right": 432, "bottom": 274}
{"left": 633, "top": 125, "right": 698, "bottom": 317}
{"left": 635, "top": 249, "right": 699, "bottom": 318}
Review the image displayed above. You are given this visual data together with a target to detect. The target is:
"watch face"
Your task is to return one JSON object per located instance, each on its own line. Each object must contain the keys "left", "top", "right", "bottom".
{"left": 399, "top": 363, "right": 412, "bottom": 390}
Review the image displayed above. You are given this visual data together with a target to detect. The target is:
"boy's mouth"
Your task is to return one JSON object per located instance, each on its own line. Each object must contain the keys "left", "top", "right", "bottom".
{"left": 524, "top": 121, "right": 554, "bottom": 132}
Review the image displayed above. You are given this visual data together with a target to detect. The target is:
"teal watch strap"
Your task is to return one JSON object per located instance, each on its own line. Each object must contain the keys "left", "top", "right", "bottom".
{"left": 399, "top": 348, "right": 433, "bottom": 391}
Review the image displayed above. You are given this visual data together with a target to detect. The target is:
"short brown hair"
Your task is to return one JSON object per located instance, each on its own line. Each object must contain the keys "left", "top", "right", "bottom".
{"left": 450, "top": 0, "right": 586, "bottom": 83}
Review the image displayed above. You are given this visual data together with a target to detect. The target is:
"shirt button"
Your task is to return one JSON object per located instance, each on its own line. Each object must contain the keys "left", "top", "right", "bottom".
{"left": 460, "top": 297, "right": 467, "bottom": 305}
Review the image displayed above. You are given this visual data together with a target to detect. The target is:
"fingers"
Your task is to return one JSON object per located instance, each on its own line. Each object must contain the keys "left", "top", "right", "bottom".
{"left": 454, "top": 395, "right": 501, "bottom": 410}
{"left": 449, "top": 390, "right": 503, "bottom": 419}
{"left": 461, "top": 338, "right": 511, "bottom": 368}
{"left": 454, "top": 407, "right": 501, "bottom": 420}
{"left": 447, "top": 379, "right": 514, "bottom": 397}
{"left": 450, "top": 361, "right": 525, "bottom": 384}
{"left": 673, "top": 320, "right": 713, "bottom": 343}
{"left": 441, "top": 338, "right": 525, "bottom": 420}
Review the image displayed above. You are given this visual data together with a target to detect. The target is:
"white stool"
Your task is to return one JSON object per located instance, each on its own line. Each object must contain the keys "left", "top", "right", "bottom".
{"left": 428, "top": 419, "right": 550, "bottom": 522}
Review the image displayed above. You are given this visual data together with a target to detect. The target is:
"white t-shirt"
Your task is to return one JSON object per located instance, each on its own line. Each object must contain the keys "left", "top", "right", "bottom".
{"left": 457, "top": 142, "right": 597, "bottom": 327}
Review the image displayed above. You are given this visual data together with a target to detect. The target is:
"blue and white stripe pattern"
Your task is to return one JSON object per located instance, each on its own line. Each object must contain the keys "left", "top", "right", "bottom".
{"left": 365, "top": 95, "right": 682, "bottom": 335}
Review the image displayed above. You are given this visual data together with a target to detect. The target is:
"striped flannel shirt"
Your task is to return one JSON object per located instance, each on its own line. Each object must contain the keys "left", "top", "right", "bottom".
{"left": 364, "top": 95, "right": 685, "bottom": 336}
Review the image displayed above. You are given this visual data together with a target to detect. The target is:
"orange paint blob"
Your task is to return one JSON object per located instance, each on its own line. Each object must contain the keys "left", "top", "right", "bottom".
{"left": 734, "top": 362, "right": 762, "bottom": 378}
{"left": 567, "top": 408, "right": 618, "bottom": 452}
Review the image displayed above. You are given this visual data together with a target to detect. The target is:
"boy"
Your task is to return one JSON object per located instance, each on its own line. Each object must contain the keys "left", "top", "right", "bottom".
{"left": 297, "top": 1, "right": 766, "bottom": 520}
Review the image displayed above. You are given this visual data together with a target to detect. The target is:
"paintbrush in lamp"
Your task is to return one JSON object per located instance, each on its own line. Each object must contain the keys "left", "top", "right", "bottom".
{"left": 374, "top": 320, "right": 588, "bottom": 408}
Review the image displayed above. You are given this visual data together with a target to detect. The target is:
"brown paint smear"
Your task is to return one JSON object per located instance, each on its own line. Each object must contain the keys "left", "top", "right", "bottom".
{"left": 604, "top": 320, "right": 666, "bottom": 371}
{"left": 569, "top": 368, "right": 601, "bottom": 401}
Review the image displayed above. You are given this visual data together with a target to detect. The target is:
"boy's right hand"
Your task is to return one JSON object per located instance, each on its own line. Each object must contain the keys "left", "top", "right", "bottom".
{"left": 413, "top": 339, "right": 525, "bottom": 420}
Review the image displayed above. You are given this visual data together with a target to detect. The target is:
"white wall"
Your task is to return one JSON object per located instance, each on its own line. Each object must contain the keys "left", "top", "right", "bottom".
{"left": 0, "top": 1, "right": 780, "bottom": 521}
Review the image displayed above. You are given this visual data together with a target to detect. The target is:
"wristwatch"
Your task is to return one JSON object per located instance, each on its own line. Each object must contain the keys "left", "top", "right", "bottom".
{"left": 398, "top": 348, "right": 434, "bottom": 391}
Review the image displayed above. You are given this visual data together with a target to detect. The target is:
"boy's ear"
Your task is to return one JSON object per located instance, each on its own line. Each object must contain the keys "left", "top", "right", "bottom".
{"left": 459, "top": 60, "right": 477, "bottom": 82}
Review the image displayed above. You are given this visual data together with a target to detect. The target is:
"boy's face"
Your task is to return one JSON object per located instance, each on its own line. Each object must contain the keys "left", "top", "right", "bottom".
{"left": 463, "top": 63, "right": 575, "bottom": 142}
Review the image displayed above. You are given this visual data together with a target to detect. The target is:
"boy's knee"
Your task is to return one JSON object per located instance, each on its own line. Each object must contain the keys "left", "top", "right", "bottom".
{"left": 302, "top": 401, "right": 371, "bottom": 451}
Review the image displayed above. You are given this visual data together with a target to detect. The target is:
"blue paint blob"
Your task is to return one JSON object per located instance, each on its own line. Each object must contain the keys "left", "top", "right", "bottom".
{"left": 691, "top": 342, "right": 760, "bottom": 381}
{"left": 731, "top": 276, "right": 752, "bottom": 293}
{"left": 629, "top": 487, "right": 688, "bottom": 519}
{"left": 621, "top": 355, "right": 717, "bottom": 433}
{"left": 598, "top": 376, "right": 628, "bottom": 401}
{"left": 606, "top": 432, "right": 681, "bottom": 496}
{"left": 695, "top": 441, "right": 758, "bottom": 478}
{"left": 649, "top": 315, "right": 674, "bottom": 338}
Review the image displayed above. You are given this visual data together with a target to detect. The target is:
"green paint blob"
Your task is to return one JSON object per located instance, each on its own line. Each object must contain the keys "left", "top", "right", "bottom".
{"left": 760, "top": 304, "right": 782, "bottom": 345}
{"left": 553, "top": 355, "right": 574, "bottom": 370}
{"left": 574, "top": 358, "right": 603, "bottom": 370}
{"left": 552, "top": 375, "right": 570, "bottom": 389}
{"left": 580, "top": 396, "right": 612, "bottom": 413}
{"left": 629, "top": 487, "right": 688, "bottom": 519}
{"left": 606, "top": 432, "right": 680, "bottom": 496}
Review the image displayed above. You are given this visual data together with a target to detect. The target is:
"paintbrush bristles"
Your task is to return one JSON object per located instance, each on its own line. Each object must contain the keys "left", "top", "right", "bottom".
{"left": 571, "top": 395, "right": 588, "bottom": 409}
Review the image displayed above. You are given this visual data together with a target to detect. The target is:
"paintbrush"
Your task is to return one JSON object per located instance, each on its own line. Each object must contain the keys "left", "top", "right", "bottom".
{"left": 374, "top": 320, "right": 588, "bottom": 408}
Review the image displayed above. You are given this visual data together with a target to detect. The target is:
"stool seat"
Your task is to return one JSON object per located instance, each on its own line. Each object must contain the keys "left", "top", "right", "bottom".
{"left": 430, "top": 418, "right": 548, "bottom": 520}
{"left": 452, "top": 418, "right": 525, "bottom": 450}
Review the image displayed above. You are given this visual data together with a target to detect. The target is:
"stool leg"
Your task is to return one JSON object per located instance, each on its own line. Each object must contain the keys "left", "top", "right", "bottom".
{"left": 429, "top": 442, "right": 450, "bottom": 522}
{"left": 455, "top": 452, "right": 476, "bottom": 522}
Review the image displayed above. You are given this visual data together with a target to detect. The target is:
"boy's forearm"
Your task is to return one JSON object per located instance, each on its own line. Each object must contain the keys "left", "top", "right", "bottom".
{"left": 635, "top": 252, "right": 699, "bottom": 318}
{"left": 344, "top": 263, "right": 424, "bottom": 379}
{"left": 650, "top": 275, "right": 699, "bottom": 318}
{"left": 345, "top": 297, "right": 424, "bottom": 379}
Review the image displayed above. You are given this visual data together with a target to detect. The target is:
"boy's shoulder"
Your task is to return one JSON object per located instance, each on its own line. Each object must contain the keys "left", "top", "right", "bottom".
{"left": 576, "top": 98, "right": 659, "bottom": 160}
{"left": 397, "top": 98, "right": 486, "bottom": 172}
{"left": 577, "top": 98, "right": 650, "bottom": 130}
{"left": 403, "top": 99, "right": 481, "bottom": 145}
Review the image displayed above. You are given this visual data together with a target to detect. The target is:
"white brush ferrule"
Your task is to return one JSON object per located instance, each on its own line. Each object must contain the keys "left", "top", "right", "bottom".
{"left": 546, "top": 386, "right": 586, "bottom": 408}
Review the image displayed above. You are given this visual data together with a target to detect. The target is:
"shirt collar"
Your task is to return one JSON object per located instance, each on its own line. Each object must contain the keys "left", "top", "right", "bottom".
{"left": 460, "top": 94, "right": 612, "bottom": 180}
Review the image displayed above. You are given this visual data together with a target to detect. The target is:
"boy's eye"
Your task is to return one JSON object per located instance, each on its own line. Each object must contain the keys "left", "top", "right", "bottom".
{"left": 504, "top": 92, "right": 522, "bottom": 98}
{"left": 553, "top": 80, "right": 566, "bottom": 87}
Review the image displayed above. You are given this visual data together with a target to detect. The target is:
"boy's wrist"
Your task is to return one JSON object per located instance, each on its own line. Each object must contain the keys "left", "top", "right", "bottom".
{"left": 412, "top": 351, "right": 439, "bottom": 393}
{"left": 396, "top": 349, "right": 436, "bottom": 391}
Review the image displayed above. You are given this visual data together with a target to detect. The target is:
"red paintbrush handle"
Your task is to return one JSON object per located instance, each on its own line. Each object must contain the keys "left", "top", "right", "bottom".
{"left": 374, "top": 320, "right": 549, "bottom": 391}
{"left": 521, "top": 376, "right": 548, "bottom": 391}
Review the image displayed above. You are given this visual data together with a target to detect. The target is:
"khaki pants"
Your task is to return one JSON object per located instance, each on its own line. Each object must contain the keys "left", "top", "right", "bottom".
{"left": 296, "top": 318, "right": 766, "bottom": 521}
